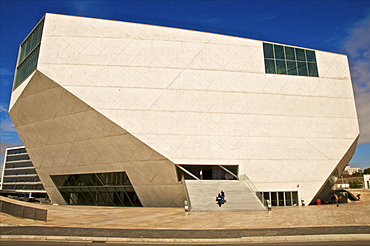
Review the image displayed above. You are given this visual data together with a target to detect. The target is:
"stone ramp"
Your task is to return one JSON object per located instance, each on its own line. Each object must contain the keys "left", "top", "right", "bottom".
{"left": 185, "top": 180, "right": 266, "bottom": 211}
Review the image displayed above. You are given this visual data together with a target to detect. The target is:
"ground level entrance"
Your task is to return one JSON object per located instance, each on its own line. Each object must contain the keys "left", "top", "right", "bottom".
{"left": 259, "top": 191, "right": 299, "bottom": 206}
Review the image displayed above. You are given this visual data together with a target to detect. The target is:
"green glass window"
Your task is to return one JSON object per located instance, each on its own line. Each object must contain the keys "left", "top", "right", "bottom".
{"left": 13, "top": 17, "right": 44, "bottom": 91}
{"left": 308, "top": 62, "right": 319, "bottom": 77}
{"left": 263, "top": 43, "right": 274, "bottom": 59}
{"left": 276, "top": 60, "right": 287, "bottom": 74}
{"left": 306, "top": 50, "right": 316, "bottom": 62}
{"left": 295, "top": 48, "right": 306, "bottom": 61}
{"left": 287, "top": 61, "right": 298, "bottom": 75}
{"left": 274, "top": 45, "right": 285, "bottom": 60}
{"left": 50, "top": 171, "right": 142, "bottom": 207}
{"left": 285, "top": 46, "right": 295, "bottom": 60}
{"left": 298, "top": 62, "right": 308, "bottom": 76}
{"left": 264, "top": 59, "right": 276, "bottom": 74}
{"left": 286, "top": 61, "right": 298, "bottom": 75}
{"left": 263, "top": 42, "right": 318, "bottom": 77}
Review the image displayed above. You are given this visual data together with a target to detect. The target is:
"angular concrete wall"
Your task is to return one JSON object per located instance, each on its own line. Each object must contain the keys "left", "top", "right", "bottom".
{"left": 9, "top": 71, "right": 184, "bottom": 206}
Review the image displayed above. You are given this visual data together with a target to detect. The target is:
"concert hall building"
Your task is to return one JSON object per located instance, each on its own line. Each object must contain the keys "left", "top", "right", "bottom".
{"left": 8, "top": 13, "right": 359, "bottom": 210}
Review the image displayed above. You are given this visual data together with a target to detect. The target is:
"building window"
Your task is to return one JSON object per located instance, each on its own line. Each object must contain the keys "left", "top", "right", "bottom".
{"left": 6, "top": 154, "right": 30, "bottom": 162}
{"left": 263, "top": 43, "right": 319, "bottom": 77}
{"left": 13, "top": 17, "right": 44, "bottom": 91}
{"left": 4, "top": 168, "right": 37, "bottom": 176}
{"left": 3, "top": 176, "right": 40, "bottom": 183}
{"left": 5, "top": 161, "right": 33, "bottom": 169}
{"left": 7, "top": 148, "right": 27, "bottom": 155}
{"left": 176, "top": 165, "right": 238, "bottom": 181}
{"left": 50, "top": 172, "right": 142, "bottom": 207}
{"left": 2, "top": 184, "right": 44, "bottom": 190}
{"left": 260, "top": 191, "right": 298, "bottom": 206}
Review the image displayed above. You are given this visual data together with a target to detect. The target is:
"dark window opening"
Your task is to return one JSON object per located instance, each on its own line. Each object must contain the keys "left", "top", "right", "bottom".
{"left": 259, "top": 191, "right": 299, "bottom": 206}
{"left": 50, "top": 172, "right": 142, "bottom": 207}
{"left": 263, "top": 42, "right": 319, "bottom": 77}
{"left": 177, "top": 165, "right": 238, "bottom": 181}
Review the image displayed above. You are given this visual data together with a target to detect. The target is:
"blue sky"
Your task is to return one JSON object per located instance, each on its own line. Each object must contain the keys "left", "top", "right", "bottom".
{"left": 0, "top": 0, "right": 369, "bottom": 170}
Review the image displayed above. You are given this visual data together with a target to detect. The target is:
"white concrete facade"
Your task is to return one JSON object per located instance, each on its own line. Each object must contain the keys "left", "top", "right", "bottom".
{"left": 9, "top": 13, "right": 359, "bottom": 207}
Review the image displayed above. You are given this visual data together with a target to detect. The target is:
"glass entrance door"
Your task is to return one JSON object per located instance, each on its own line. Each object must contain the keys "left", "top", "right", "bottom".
{"left": 260, "top": 191, "right": 299, "bottom": 206}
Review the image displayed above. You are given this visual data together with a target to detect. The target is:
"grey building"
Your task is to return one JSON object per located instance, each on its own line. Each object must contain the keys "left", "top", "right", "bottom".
{"left": 1, "top": 146, "right": 47, "bottom": 201}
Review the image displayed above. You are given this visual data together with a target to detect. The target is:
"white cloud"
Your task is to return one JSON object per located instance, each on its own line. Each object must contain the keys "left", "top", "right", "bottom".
{"left": 256, "top": 12, "right": 280, "bottom": 22}
{"left": 0, "top": 103, "right": 8, "bottom": 112}
{"left": 70, "top": 0, "right": 106, "bottom": 16}
{"left": 0, "top": 116, "right": 17, "bottom": 134}
{"left": 0, "top": 104, "right": 17, "bottom": 135}
{"left": 344, "top": 13, "right": 370, "bottom": 144}
{"left": 0, "top": 65, "right": 14, "bottom": 88}
{"left": 0, "top": 66, "right": 13, "bottom": 76}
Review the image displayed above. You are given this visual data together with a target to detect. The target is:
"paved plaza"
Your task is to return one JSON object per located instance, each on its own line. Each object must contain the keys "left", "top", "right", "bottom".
{"left": 1, "top": 196, "right": 370, "bottom": 244}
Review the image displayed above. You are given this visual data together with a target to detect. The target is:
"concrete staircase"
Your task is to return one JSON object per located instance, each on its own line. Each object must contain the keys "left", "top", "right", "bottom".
{"left": 184, "top": 180, "right": 266, "bottom": 211}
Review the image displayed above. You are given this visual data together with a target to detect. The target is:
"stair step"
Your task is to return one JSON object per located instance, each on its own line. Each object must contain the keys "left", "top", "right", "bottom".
{"left": 185, "top": 180, "right": 266, "bottom": 211}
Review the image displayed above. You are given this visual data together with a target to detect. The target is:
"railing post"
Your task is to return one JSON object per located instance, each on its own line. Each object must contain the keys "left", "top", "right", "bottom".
{"left": 183, "top": 180, "right": 191, "bottom": 211}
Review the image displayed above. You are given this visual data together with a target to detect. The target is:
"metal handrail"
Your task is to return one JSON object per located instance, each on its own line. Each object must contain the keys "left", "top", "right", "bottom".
{"left": 239, "top": 174, "right": 266, "bottom": 206}
{"left": 182, "top": 178, "right": 192, "bottom": 211}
